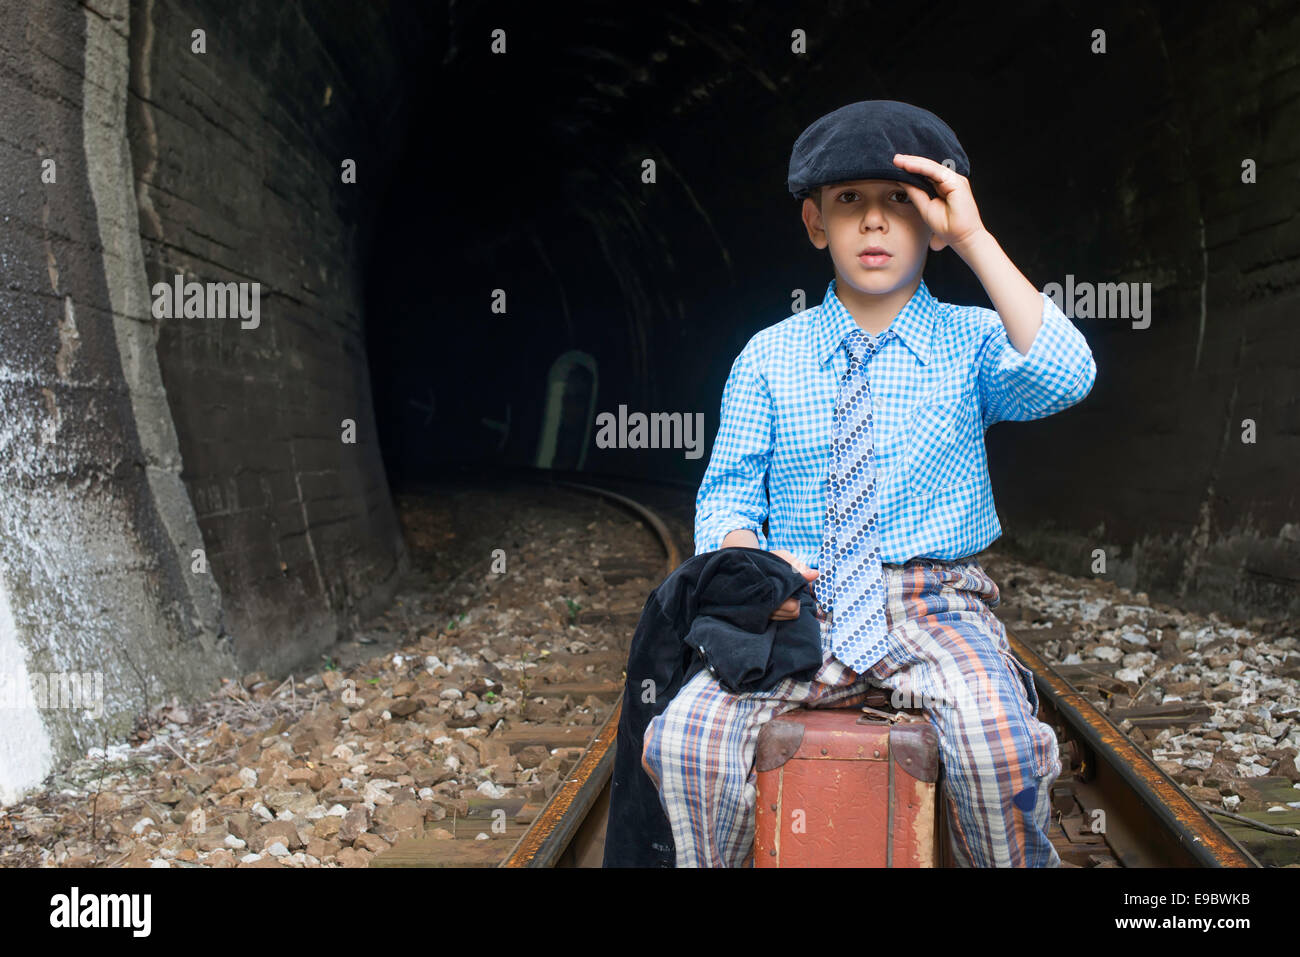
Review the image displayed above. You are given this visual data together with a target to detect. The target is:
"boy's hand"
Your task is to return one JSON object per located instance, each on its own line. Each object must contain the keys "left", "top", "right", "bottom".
{"left": 769, "top": 549, "right": 817, "bottom": 621}
{"left": 891, "top": 153, "right": 987, "bottom": 254}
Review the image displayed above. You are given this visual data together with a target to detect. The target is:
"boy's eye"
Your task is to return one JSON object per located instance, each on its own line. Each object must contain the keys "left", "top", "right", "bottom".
{"left": 837, "top": 190, "right": 910, "bottom": 203}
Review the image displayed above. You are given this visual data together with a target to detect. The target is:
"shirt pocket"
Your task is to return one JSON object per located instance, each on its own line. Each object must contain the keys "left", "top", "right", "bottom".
{"left": 905, "top": 393, "right": 981, "bottom": 495}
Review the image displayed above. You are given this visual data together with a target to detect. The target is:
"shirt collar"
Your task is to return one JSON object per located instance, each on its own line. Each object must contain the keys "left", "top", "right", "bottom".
{"left": 811, "top": 277, "right": 936, "bottom": 367}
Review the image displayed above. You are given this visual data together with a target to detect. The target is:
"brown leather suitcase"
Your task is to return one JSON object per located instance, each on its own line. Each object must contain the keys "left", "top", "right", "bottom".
{"left": 753, "top": 703, "right": 943, "bottom": 867}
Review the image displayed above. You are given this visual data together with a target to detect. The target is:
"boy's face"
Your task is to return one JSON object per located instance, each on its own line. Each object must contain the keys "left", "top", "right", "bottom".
{"left": 800, "top": 178, "right": 932, "bottom": 297}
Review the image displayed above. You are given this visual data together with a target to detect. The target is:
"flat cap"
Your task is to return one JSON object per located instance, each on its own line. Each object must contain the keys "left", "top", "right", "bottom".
{"left": 787, "top": 99, "right": 969, "bottom": 200}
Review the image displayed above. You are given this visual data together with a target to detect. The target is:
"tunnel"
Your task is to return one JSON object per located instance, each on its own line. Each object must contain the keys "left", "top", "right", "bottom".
{"left": 1, "top": 0, "right": 1297, "bottom": 819}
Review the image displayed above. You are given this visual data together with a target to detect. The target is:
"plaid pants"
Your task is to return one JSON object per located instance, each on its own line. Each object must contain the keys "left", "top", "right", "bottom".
{"left": 641, "top": 558, "right": 1062, "bottom": 868}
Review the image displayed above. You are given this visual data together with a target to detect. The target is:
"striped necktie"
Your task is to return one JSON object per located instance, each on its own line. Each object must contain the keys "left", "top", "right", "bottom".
{"left": 815, "top": 327, "right": 888, "bottom": 673}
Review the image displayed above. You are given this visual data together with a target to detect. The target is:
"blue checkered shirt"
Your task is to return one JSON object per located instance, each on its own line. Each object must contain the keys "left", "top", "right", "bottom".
{"left": 695, "top": 277, "right": 1096, "bottom": 570}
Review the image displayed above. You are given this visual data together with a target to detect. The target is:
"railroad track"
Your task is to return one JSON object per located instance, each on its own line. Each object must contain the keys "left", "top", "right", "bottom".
{"left": 376, "top": 474, "right": 1265, "bottom": 868}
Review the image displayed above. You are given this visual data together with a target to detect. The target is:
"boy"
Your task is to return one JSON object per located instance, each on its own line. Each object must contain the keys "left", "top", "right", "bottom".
{"left": 641, "top": 100, "right": 1096, "bottom": 867}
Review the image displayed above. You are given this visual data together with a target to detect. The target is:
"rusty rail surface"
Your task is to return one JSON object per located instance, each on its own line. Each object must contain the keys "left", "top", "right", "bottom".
{"left": 1007, "top": 634, "right": 1258, "bottom": 867}
{"left": 500, "top": 480, "right": 681, "bottom": 867}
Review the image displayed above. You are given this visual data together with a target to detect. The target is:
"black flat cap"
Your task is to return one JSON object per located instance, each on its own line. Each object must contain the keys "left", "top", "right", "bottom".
{"left": 787, "top": 99, "right": 969, "bottom": 200}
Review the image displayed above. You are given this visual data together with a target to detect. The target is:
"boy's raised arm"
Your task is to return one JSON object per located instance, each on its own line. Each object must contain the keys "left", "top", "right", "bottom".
{"left": 891, "top": 154, "right": 1097, "bottom": 425}
{"left": 694, "top": 349, "right": 774, "bottom": 555}
{"left": 974, "top": 288, "right": 1097, "bottom": 425}
{"left": 953, "top": 227, "right": 1096, "bottom": 424}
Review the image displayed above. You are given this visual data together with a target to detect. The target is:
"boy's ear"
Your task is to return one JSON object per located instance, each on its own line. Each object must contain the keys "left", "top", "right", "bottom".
{"left": 800, "top": 196, "right": 828, "bottom": 249}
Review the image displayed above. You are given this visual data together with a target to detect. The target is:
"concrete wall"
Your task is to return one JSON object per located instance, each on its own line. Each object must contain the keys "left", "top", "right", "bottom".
{"left": 980, "top": 2, "right": 1300, "bottom": 622}
{"left": 0, "top": 0, "right": 414, "bottom": 803}
{"left": 0, "top": 0, "right": 234, "bottom": 803}
{"left": 125, "top": 0, "right": 412, "bottom": 674}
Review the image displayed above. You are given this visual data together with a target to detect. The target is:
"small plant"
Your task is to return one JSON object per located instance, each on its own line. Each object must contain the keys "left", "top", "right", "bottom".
{"left": 321, "top": 655, "right": 338, "bottom": 671}
{"left": 366, "top": 677, "right": 380, "bottom": 686}
{"left": 565, "top": 598, "right": 581, "bottom": 625}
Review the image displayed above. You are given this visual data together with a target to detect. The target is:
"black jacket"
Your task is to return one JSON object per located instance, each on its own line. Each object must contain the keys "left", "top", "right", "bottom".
{"left": 602, "top": 548, "right": 823, "bottom": 868}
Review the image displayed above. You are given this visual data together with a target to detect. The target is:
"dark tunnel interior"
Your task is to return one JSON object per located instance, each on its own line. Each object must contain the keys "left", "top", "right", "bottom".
{"left": 364, "top": 1, "right": 1033, "bottom": 489}
{"left": 358, "top": 0, "right": 1279, "bottom": 553}
{"left": 358, "top": 0, "right": 1298, "bottom": 618}
{"left": 366, "top": 0, "right": 1159, "bottom": 514}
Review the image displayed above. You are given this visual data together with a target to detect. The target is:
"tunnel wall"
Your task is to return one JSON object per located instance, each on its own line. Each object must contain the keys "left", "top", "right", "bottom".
{"left": 0, "top": 0, "right": 411, "bottom": 803}
{"left": 979, "top": 3, "right": 1300, "bottom": 623}
{"left": 0, "top": 0, "right": 236, "bottom": 803}
{"left": 123, "top": 0, "right": 411, "bottom": 677}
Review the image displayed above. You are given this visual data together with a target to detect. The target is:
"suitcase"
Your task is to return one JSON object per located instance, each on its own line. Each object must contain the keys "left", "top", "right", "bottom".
{"left": 753, "top": 702, "right": 944, "bottom": 867}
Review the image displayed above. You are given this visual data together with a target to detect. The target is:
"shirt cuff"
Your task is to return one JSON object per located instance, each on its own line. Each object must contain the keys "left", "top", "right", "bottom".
{"left": 696, "top": 514, "right": 769, "bottom": 554}
{"left": 995, "top": 292, "right": 1096, "bottom": 414}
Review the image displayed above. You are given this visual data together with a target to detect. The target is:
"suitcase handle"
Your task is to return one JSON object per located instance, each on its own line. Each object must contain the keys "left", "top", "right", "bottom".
{"left": 856, "top": 704, "right": 926, "bottom": 725}
{"left": 857, "top": 705, "right": 905, "bottom": 724}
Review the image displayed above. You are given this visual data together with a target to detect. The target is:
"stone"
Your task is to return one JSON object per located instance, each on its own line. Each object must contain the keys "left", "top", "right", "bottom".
{"left": 250, "top": 821, "right": 303, "bottom": 852}
{"left": 1210, "top": 683, "right": 1237, "bottom": 702}
{"left": 224, "top": 812, "right": 254, "bottom": 840}
{"left": 193, "top": 829, "right": 234, "bottom": 853}
{"left": 204, "top": 849, "right": 238, "bottom": 868}
{"left": 183, "top": 772, "right": 216, "bottom": 795}
{"left": 338, "top": 806, "right": 370, "bottom": 844}
{"left": 305, "top": 838, "right": 340, "bottom": 860}
{"left": 515, "top": 745, "right": 550, "bottom": 769}
{"left": 354, "top": 832, "right": 390, "bottom": 853}
{"left": 335, "top": 847, "right": 372, "bottom": 868}
{"left": 286, "top": 767, "right": 323, "bottom": 789}
{"left": 263, "top": 789, "right": 304, "bottom": 813}
{"left": 375, "top": 803, "right": 425, "bottom": 834}
{"left": 389, "top": 698, "right": 420, "bottom": 718}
